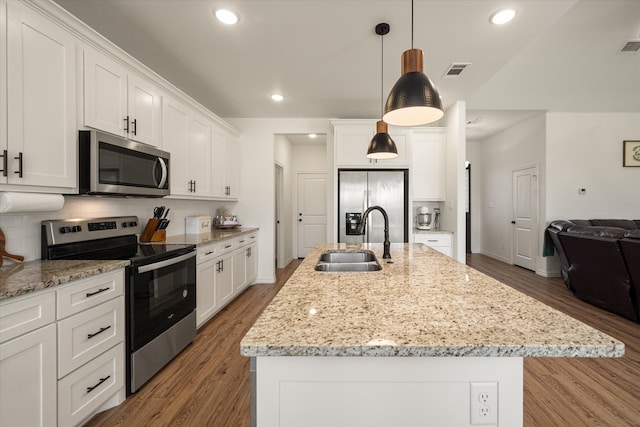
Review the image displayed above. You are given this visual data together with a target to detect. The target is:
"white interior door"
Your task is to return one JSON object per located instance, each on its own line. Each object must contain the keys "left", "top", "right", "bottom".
{"left": 512, "top": 166, "right": 539, "bottom": 271}
{"left": 275, "top": 164, "right": 285, "bottom": 268}
{"left": 297, "top": 173, "right": 327, "bottom": 258}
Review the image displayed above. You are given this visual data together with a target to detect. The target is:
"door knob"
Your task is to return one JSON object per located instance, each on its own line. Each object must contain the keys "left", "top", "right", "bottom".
{"left": 511, "top": 221, "right": 516, "bottom": 224}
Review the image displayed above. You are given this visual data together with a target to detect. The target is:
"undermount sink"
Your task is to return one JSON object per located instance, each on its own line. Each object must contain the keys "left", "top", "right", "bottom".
{"left": 314, "top": 250, "right": 382, "bottom": 272}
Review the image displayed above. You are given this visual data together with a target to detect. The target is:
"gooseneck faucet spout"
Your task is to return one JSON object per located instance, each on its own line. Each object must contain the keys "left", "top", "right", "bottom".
{"left": 356, "top": 205, "right": 391, "bottom": 259}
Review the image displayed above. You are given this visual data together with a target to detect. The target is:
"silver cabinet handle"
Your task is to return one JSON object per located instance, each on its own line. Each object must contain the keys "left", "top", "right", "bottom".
{"left": 137, "top": 251, "right": 195, "bottom": 273}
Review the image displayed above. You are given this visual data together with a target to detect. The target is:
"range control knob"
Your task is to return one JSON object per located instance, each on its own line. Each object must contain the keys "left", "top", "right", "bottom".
{"left": 59, "top": 226, "right": 72, "bottom": 234}
{"left": 72, "top": 225, "right": 82, "bottom": 233}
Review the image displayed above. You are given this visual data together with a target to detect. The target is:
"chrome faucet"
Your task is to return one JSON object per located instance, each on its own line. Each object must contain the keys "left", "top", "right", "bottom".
{"left": 356, "top": 205, "right": 391, "bottom": 259}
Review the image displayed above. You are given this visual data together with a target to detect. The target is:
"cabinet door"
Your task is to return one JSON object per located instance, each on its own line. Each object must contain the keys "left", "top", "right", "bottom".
{"left": 127, "top": 73, "right": 161, "bottom": 147}
{"left": 0, "top": 324, "right": 57, "bottom": 427}
{"left": 210, "top": 126, "right": 227, "bottom": 198}
{"left": 84, "top": 49, "right": 128, "bottom": 138}
{"left": 232, "top": 248, "right": 247, "bottom": 293}
{"left": 162, "top": 96, "right": 190, "bottom": 196}
{"left": 196, "top": 258, "right": 217, "bottom": 328}
{"left": 335, "top": 124, "right": 374, "bottom": 167}
{"left": 216, "top": 254, "right": 234, "bottom": 307}
{"left": 412, "top": 130, "right": 446, "bottom": 200}
{"left": 246, "top": 242, "right": 258, "bottom": 285}
{"left": 5, "top": 1, "right": 77, "bottom": 188}
{"left": 224, "top": 134, "right": 239, "bottom": 198}
{"left": 189, "top": 113, "right": 212, "bottom": 197}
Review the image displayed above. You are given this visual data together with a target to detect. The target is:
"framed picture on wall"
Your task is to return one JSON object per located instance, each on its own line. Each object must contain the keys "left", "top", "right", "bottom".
{"left": 623, "top": 140, "right": 640, "bottom": 167}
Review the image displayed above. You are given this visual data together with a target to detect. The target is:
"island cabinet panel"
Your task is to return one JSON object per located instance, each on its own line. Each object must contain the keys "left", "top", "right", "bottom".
{"left": 255, "top": 356, "right": 523, "bottom": 427}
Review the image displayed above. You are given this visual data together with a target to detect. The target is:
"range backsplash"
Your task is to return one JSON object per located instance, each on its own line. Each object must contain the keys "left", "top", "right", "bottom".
{"left": 0, "top": 196, "right": 234, "bottom": 262}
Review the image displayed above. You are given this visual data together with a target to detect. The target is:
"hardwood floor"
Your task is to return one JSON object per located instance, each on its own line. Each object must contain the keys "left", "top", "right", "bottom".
{"left": 86, "top": 255, "right": 640, "bottom": 426}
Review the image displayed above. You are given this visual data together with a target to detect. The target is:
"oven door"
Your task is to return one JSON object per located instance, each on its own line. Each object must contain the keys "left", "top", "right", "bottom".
{"left": 128, "top": 251, "right": 196, "bottom": 352}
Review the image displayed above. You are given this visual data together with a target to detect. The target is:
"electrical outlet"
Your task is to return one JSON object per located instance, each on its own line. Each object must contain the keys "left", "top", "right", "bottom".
{"left": 470, "top": 382, "right": 498, "bottom": 425}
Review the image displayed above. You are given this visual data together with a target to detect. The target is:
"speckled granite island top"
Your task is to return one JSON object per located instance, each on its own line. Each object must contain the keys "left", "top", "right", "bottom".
{"left": 0, "top": 259, "right": 129, "bottom": 301}
{"left": 241, "top": 243, "right": 624, "bottom": 358}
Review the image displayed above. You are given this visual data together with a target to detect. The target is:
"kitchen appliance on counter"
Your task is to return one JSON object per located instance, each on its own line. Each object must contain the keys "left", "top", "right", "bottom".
{"left": 338, "top": 169, "right": 408, "bottom": 243}
{"left": 41, "top": 216, "right": 196, "bottom": 394}
{"left": 78, "top": 130, "right": 170, "bottom": 197}
{"left": 416, "top": 206, "right": 433, "bottom": 230}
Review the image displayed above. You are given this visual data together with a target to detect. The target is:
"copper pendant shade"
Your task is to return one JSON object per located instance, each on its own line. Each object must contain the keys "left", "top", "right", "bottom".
{"left": 367, "top": 23, "right": 398, "bottom": 160}
{"left": 383, "top": 1, "right": 444, "bottom": 127}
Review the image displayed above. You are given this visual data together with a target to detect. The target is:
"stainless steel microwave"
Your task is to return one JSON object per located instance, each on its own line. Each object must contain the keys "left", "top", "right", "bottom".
{"left": 78, "top": 130, "right": 170, "bottom": 197}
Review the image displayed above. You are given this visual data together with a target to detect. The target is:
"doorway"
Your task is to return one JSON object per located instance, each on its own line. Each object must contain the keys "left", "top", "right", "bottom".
{"left": 512, "top": 165, "right": 539, "bottom": 271}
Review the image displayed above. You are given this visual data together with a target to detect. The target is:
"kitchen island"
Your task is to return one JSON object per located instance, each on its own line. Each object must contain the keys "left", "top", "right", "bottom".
{"left": 241, "top": 243, "right": 623, "bottom": 427}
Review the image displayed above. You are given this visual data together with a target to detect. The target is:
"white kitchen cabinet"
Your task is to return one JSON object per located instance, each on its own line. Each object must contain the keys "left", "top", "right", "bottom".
{"left": 84, "top": 48, "right": 161, "bottom": 147}
{"left": 216, "top": 250, "right": 235, "bottom": 308}
{"left": 0, "top": 291, "right": 57, "bottom": 427}
{"left": 413, "top": 232, "right": 452, "bottom": 257}
{"left": 333, "top": 120, "right": 410, "bottom": 167}
{"left": 412, "top": 129, "right": 446, "bottom": 201}
{"left": 2, "top": 1, "right": 77, "bottom": 190}
{"left": 211, "top": 126, "right": 240, "bottom": 200}
{"left": 163, "top": 95, "right": 212, "bottom": 197}
{"left": 196, "top": 242, "right": 219, "bottom": 328}
{"left": 246, "top": 241, "right": 258, "bottom": 285}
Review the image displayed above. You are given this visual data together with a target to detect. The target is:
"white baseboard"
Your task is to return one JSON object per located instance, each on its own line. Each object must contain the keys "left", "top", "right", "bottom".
{"left": 480, "top": 250, "right": 512, "bottom": 265}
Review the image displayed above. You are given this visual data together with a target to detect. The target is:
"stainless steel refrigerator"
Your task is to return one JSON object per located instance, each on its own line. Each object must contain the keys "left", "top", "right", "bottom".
{"left": 338, "top": 169, "right": 408, "bottom": 243}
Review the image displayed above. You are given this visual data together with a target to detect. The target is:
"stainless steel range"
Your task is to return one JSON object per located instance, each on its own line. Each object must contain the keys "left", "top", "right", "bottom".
{"left": 41, "top": 216, "right": 196, "bottom": 394}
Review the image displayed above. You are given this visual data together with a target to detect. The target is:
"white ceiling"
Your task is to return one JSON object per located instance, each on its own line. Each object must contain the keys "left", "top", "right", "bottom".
{"left": 54, "top": 0, "right": 640, "bottom": 140}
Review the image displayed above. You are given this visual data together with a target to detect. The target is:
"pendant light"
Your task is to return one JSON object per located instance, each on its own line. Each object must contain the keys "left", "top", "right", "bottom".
{"left": 367, "top": 23, "right": 398, "bottom": 160}
{"left": 383, "top": 0, "right": 443, "bottom": 126}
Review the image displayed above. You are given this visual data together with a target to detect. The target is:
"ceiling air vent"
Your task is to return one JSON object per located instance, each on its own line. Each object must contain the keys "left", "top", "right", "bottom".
{"left": 442, "top": 63, "right": 471, "bottom": 79}
{"left": 621, "top": 39, "right": 640, "bottom": 53}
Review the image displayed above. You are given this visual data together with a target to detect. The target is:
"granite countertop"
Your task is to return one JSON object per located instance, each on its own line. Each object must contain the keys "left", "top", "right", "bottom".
{"left": 0, "top": 259, "right": 130, "bottom": 301}
{"left": 164, "top": 227, "right": 259, "bottom": 246}
{"left": 241, "top": 243, "right": 624, "bottom": 358}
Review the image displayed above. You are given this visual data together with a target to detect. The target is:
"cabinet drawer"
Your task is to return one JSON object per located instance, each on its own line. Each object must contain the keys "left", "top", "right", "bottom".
{"left": 197, "top": 243, "right": 219, "bottom": 264}
{"left": 58, "top": 296, "right": 125, "bottom": 378}
{"left": 56, "top": 270, "right": 124, "bottom": 319}
{"left": 414, "top": 234, "right": 452, "bottom": 247}
{"left": 218, "top": 239, "right": 235, "bottom": 255}
{"left": 0, "top": 291, "right": 55, "bottom": 344}
{"left": 58, "top": 342, "right": 125, "bottom": 427}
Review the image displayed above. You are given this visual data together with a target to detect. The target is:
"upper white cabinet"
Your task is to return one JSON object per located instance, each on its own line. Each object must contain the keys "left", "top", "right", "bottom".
{"left": 211, "top": 126, "right": 239, "bottom": 200}
{"left": 333, "top": 120, "right": 410, "bottom": 167}
{"left": 2, "top": 1, "right": 78, "bottom": 190}
{"left": 412, "top": 128, "right": 446, "bottom": 201}
{"left": 163, "top": 95, "right": 211, "bottom": 197}
{"left": 84, "top": 49, "right": 161, "bottom": 147}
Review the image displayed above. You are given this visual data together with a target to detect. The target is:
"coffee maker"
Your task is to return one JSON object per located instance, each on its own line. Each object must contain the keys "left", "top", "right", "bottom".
{"left": 416, "top": 207, "right": 433, "bottom": 230}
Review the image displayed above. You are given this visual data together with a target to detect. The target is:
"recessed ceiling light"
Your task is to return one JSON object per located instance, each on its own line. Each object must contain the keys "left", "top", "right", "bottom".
{"left": 308, "top": 134, "right": 317, "bottom": 139}
{"left": 271, "top": 94, "right": 284, "bottom": 102}
{"left": 490, "top": 9, "right": 516, "bottom": 25}
{"left": 215, "top": 9, "right": 238, "bottom": 25}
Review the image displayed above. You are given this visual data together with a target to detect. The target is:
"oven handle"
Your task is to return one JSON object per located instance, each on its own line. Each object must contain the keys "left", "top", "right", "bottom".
{"left": 137, "top": 251, "right": 195, "bottom": 274}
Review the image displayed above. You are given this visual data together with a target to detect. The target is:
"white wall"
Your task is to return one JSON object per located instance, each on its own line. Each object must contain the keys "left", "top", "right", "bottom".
{"left": 471, "top": 113, "right": 546, "bottom": 268}
{"left": 543, "top": 112, "right": 640, "bottom": 273}
{"left": 0, "top": 196, "right": 229, "bottom": 262}
{"left": 226, "top": 118, "right": 333, "bottom": 284}
{"left": 443, "top": 101, "right": 467, "bottom": 263}
{"left": 274, "top": 135, "right": 294, "bottom": 267}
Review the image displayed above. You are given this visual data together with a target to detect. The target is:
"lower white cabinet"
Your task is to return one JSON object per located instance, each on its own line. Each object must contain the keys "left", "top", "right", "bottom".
{"left": 0, "top": 269, "right": 126, "bottom": 427}
{"left": 196, "top": 232, "right": 259, "bottom": 329}
{"left": 0, "top": 323, "right": 57, "bottom": 427}
{"left": 413, "top": 233, "right": 453, "bottom": 257}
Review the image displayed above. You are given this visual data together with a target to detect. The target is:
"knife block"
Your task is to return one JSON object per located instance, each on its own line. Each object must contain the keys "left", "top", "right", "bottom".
{"left": 140, "top": 219, "right": 166, "bottom": 243}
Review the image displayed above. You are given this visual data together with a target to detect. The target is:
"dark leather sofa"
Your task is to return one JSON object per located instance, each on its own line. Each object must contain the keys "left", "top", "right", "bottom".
{"left": 545, "top": 219, "right": 640, "bottom": 322}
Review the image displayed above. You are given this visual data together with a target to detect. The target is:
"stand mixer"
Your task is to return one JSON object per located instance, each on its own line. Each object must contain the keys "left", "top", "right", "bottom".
{"left": 416, "top": 207, "right": 440, "bottom": 230}
{"left": 416, "top": 207, "right": 433, "bottom": 230}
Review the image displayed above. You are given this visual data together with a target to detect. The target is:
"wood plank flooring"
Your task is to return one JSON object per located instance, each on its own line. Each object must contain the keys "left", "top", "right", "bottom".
{"left": 86, "top": 254, "right": 640, "bottom": 427}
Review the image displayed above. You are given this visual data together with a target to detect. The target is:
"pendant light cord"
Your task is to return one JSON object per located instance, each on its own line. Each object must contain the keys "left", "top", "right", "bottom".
{"left": 380, "top": 33, "right": 384, "bottom": 117}
{"left": 411, "top": 0, "right": 414, "bottom": 49}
